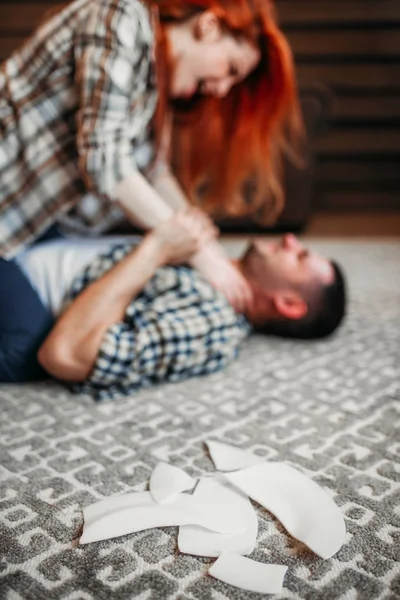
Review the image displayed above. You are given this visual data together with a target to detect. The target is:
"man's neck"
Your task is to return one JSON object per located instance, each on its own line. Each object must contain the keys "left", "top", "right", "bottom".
{"left": 230, "top": 258, "right": 276, "bottom": 325}
{"left": 230, "top": 259, "right": 260, "bottom": 321}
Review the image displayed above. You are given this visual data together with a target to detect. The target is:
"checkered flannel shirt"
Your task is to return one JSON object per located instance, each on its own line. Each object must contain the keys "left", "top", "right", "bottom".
{"left": 65, "top": 244, "right": 252, "bottom": 400}
{"left": 0, "top": 0, "right": 158, "bottom": 259}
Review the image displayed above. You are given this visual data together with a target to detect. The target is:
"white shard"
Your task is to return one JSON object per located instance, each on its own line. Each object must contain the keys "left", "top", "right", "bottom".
{"left": 80, "top": 491, "right": 243, "bottom": 545}
{"left": 206, "top": 440, "right": 264, "bottom": 471}
{"left": 178, "top": 476, "right": 258, "bottom": 557}
{"left": 150, "top": 462, "right": 197, "bottom": 504}
{"left": 224, "top": 462, "right": 346, "bottom": 559}
{"left": 208, "top": 552, "right": 287, "bottom": 594}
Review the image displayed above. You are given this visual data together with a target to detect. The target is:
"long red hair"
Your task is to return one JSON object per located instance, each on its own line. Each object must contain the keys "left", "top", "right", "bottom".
{"left": 149, "top": 0, "right": 304, "bottom": 223}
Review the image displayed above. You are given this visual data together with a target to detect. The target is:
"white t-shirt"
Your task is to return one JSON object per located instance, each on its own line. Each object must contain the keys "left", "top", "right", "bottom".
{"left": 16, "top": 236, "right": 140, "bottom": 315}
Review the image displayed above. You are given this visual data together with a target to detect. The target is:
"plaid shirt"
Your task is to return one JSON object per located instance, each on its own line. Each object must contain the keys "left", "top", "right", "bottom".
{"left": 65, "top": 244, "right": 252, "bottom": 400}
{"left": 0, "top": 0, "right": 157, "bottom": 259}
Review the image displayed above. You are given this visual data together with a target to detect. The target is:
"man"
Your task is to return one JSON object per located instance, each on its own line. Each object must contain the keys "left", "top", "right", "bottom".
{"left": 17, "top": 210, "right": 346, "bottom": 400}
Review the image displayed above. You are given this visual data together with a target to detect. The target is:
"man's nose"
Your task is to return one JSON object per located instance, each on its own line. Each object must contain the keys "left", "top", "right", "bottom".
{"left": 282, "top": 234, "right": 302, "bottom": 251}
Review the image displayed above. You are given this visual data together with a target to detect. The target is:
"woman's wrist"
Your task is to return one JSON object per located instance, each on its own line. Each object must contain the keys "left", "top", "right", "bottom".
{"left": 190, "top": 239, "right": 228, "bottom": 271}
{"left": 137, "top": 232, "right": 168, "bottom": 269}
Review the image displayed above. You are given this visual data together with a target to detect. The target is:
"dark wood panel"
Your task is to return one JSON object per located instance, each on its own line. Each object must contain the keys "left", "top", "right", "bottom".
{"left": 3, "top": 0, "right": 400, "bottom": 32}
{"left": 334, "top": 96, "right": 400, "bottom": 122}
{"left": 287, "top": 30, "right": 400, "bottom": 58}
{"left": 0, "top": 37, "right": 25, "bottom": 61}
{"left": 315, "top": 191, "right": 400, "bottom": 211}
{"left": 283, "top": 0, "right": 400, "bottom": 211}
{"left": 0, "top": 3, "right": 65, "bottom": 34}
{"left": 3, "top": 31, "right": 400, "bottom": 62}
{"left": 297, "top": 64, "right": 400, "bottom": 92}
{"left": 278, "top": 1, "right": 400, "bottom": 26}
{"left": 318, "top": 159, "right": 400, "bottom": 187}
{"left": 315, "top": 129, "right": 400, "bottom": 155}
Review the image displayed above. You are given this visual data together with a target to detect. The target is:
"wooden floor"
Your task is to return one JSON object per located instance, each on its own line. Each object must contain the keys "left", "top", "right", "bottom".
{"left": 305, "top": 212, "right": 400, "bottom": 238}
{"left": 221, "top": 213, "right": 400, "bottom": 253}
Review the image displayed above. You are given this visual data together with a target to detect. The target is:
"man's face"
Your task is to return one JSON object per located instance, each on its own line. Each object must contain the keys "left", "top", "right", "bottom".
{"left": 247, "top": 234, "right": 334, "bottom": 293}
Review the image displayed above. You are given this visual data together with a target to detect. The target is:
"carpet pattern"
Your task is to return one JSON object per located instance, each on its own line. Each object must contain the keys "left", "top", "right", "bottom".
{"left": 1, "top": 240, "right": 399, "bottom": 600}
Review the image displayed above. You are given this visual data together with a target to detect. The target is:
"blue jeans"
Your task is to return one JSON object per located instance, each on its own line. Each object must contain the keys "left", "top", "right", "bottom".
{"left": 0, "top": 226, "right": 61, "bottom": 383}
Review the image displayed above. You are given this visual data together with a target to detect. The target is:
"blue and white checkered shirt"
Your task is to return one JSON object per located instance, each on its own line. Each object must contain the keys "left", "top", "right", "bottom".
{"left": 65, "top": 244, "right": 251, "bottom": 400}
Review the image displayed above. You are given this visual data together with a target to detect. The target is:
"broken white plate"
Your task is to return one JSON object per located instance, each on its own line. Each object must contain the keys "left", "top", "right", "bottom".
{"left": 80, "top": 491, "right": 243, "bottom": 545}
{"left": 206, "top": 440, "right": 264, "bottom": 471}
{"left": 209, "top": 551, "right": 287, "bottom": 594}
{"left": 224, "top": 463, "right": 346, "bottom": 559}
{"left": 150, "top": 462, "right": 197, "bottom": 504}
{"left": 178, "top": 476, "right": 258, "bottom": 557}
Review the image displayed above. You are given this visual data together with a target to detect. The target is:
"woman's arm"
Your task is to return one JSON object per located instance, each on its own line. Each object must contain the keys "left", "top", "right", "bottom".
{"left": 150, "top": 165, "right": 189, "bottom": 212}
{"left": 74, "top": 0, "right": 251, "bottom": 311}
{"left": 115, "top": 169, "right": 175, "bottom": 229}
{"left": 38, "top": 210, "right": 215, "bottom": 382}
{"left": 117, "top": 168, "right": 253, "bottom": 313}
{"left": 74, "top": 0, "right": 160, "bottom": 202}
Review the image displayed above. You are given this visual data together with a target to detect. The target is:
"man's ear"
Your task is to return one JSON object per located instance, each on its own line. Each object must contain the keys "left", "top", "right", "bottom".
{"left": 272, "top": 291, "right": 308, "bottom": 321}
{"left": 196, "top": 11, "right": 222, "bottom": 42}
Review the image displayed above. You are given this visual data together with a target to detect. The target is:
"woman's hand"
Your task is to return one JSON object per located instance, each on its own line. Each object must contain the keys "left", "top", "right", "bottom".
{"left": 202, "top": 258, "right": 253, "bottom": 314}
{"left": 190, "top": 242, "right": 254, "bottom": 314}
{"left": 149, "top": 208, "right": 218, "bottom": 266}
{"left": 216, "top": 265, "right": 253, "bottom": 314}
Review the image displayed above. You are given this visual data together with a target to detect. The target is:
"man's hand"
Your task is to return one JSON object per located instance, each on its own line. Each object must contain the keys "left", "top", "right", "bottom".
{"left": 149, "top": 208, "right": 218, "bottom": 266}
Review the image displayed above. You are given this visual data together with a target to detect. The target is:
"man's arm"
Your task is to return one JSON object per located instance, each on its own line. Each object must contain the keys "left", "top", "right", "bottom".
{"left": 38, "top": 235, "right": 164, "bottom": 382}
{"left": 38, "top": 210, "right": 215, "bottom": 383}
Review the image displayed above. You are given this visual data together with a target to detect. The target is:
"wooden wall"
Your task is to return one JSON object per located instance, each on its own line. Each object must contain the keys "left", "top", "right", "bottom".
{"left": 276, "top": 0, "right": 400, "bottom": 212}
{"left": 1, "top": 0, "right": 399, "bottom": 212}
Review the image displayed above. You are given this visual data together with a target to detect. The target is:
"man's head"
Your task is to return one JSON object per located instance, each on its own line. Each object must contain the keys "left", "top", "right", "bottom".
{"left": 239, "top": 234, "right": 346, "bottom": 339}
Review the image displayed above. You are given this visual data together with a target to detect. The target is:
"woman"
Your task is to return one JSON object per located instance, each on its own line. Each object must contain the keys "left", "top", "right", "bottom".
{"left": 0, "top": 0, "right": 302, "bottom": 382}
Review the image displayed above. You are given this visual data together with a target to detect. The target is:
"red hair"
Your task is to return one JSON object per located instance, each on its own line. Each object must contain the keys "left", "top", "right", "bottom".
{"left": 149, "top": 0, "right": 304, "bottom": 223}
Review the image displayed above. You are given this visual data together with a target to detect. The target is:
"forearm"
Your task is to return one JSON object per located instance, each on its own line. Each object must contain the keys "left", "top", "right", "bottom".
{"left": 115, "top": 170, "right": 175, "bottom": 230}
{"left": 190, "top": 238, "right": 230, "bottom": 271}
{"left": 150, "top": 166, "right": 189, "bottom": 211}
{"left": 38, "top": 235, "right": 163, "bottom": 382}
{"left": 116, "top": 169, "right": 231, "bottom": 280}
{"left": 149, "top": 170, "right": 232, "bottom": 269}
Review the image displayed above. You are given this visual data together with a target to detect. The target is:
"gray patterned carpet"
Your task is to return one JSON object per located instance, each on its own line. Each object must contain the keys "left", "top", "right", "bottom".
{"left": 1, "top": 239, "right": 399, "bottom": 600}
